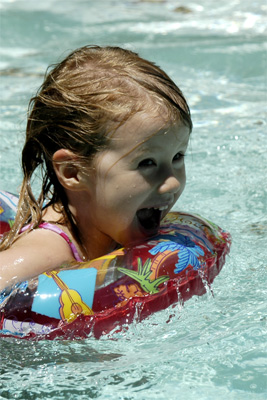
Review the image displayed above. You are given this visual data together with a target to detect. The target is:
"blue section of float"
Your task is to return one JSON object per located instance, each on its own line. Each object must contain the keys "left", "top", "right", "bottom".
{"left": 0, "top": 191, "right": 18, "bottom": 223}
{"left": 32, "top": 269, "right": 97, "bottom": 319}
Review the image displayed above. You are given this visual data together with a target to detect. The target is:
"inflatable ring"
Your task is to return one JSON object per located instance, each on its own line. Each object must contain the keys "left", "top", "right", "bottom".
{"left": 0, "top": 191, "right": 231, "bottom": 340}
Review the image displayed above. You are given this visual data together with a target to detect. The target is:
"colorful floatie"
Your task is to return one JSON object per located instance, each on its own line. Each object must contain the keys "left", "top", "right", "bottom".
{"left": 0, "top": 191, "right": 231, "bottom": 340}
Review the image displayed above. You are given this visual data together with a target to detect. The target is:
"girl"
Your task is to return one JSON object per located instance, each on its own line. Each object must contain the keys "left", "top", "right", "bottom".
{"left": 0, "top": 45, "right": 192, "bottom": 291}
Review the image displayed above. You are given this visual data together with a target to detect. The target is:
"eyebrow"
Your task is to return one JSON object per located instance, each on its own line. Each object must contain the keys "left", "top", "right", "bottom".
{"left": 130, "top": 143, "right": 162, "bottom": 158}
{"left": 134, "top": 135, "right": 189, "bottom": 154}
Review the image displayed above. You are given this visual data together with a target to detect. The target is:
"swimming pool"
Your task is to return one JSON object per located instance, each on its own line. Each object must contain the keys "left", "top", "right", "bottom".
{"left": 0, "top": 0, "right": 266, "bottom": 399}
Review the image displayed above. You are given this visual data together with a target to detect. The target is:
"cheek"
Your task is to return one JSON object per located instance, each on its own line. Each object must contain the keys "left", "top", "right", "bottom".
{"left": 95, "top": 173, "right": 148, "bottom": 209}
{"left": 181, "top": 168, "right": 186, "bottom": 192}
{"left": 175, "top": 165, "right": 186, "bottom": 196}
{"left": 182, "top": 166, "right": 186, "bottom": 186}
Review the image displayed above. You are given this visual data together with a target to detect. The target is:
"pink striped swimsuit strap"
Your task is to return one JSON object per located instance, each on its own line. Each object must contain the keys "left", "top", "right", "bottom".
{"left": 38, "top": 222, "right": 83, "bottom": 262}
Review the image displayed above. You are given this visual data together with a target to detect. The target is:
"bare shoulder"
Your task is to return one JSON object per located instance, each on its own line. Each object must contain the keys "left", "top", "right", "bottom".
{"left": 0, "top": 228, "right": 74, "bottom": 291}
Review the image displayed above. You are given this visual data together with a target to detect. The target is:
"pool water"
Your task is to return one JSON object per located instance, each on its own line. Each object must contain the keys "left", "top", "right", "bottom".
{"left": 0, "top": 0, "right": 266, "bottom": 399}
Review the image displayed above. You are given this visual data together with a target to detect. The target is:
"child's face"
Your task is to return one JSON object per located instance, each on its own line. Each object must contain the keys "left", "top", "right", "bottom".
{"left": 81, "top": 110, "right": 190, "bottom": 248}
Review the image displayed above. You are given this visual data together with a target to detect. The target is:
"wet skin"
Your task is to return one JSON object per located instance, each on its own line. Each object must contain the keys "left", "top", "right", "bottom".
{"left": 72, "top": 111, "right": 190, "bottom": 254}
{"left": 0, "top": 111, "right": 190, "bottom": 290}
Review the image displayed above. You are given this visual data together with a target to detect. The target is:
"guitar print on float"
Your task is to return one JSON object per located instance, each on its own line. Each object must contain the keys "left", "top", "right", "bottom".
{"left": 47, "top": 271, "right": 94, "bottom": 323}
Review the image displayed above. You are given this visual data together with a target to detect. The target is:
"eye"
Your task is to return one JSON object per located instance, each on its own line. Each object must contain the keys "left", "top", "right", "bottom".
{"left": 173, "top": 152, "right": 185, "bottom": 163}
{"left": 138, "top": 158, "right": 156, "bottom": 168}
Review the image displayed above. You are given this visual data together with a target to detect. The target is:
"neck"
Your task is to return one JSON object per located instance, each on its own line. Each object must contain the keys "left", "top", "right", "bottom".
{"left": 67, "top": 193, "right": 118, "bottom": 260}
{"left": 42, "top": 198, "right": 118, "bottom": 261}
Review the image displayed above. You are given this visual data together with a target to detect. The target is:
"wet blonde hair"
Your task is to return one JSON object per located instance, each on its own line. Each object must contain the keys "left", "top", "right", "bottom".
{"left": 1, "top": 45, "right": 192, "bottom": 250}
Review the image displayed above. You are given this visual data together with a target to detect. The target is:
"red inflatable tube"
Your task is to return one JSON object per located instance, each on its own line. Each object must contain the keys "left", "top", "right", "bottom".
{"left": 0, "top": 191, "right": 231, "bottom": 340}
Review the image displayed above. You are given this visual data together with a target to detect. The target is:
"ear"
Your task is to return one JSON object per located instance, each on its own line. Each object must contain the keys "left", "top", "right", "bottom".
{"left": 52, "top": 149, "right": 84, "bottom": 191}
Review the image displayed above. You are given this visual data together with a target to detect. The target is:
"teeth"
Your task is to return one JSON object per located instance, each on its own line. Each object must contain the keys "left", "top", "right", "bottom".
{"left": 154, "top": 205, "right": 169, "bottom": 211}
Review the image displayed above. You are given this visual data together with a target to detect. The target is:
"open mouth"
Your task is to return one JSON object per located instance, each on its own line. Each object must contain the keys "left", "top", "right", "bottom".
{"left": 136, "top": 207, "right": 164, "bottom": 236}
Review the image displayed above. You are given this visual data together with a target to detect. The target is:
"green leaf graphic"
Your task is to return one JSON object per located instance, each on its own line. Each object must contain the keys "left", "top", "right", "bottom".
{"left": 118, "top": 258, "right": 169, "bottom": 294}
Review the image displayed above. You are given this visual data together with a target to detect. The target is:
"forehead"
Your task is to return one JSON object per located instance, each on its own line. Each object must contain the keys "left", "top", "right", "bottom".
{"left": 109, "top": 110, "right": 189, "bottom": 152}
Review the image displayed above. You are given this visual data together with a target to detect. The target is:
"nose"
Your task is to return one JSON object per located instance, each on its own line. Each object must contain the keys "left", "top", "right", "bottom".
{"left": 157, "top": 175, "right": 181, "bottom": 195}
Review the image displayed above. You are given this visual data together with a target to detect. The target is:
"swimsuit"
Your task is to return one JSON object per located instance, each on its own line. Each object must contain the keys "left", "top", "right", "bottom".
{"left": 21, "top": 222, "right": 83, "bottom": 262}
{"left": 38, "top": 222, "right": 83, "bottom": 262}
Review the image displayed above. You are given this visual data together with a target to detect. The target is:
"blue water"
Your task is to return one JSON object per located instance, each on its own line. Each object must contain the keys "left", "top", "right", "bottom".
{"left": 0, "top": 0, "right": 266, "bottom": 399}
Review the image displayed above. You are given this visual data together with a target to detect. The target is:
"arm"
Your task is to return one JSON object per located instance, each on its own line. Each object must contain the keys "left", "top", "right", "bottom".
{"left": 0, "top": 228, "right": 75, "bottom": 291}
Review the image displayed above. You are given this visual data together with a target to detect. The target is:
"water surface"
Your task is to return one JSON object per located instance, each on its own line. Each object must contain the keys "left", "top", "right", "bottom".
{"left": 0, "top": 0, "right": 266, "bottom": 399}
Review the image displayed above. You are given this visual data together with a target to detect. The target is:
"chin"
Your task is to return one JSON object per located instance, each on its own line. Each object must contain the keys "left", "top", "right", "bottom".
{"left": 122, "top": 229, "right": 158, "bottom": 248}
{"left": 116, "top": 212, "right": 163, "bottom": 248}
